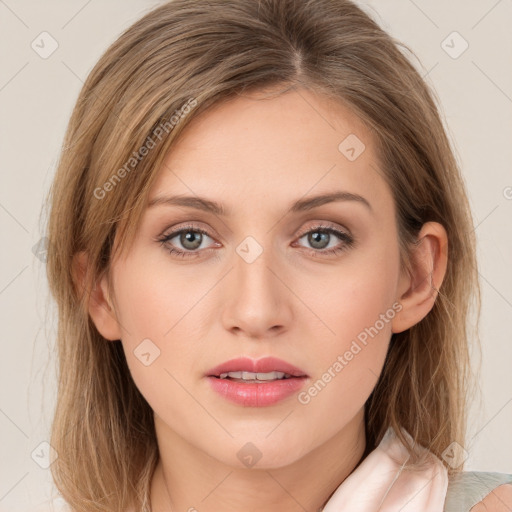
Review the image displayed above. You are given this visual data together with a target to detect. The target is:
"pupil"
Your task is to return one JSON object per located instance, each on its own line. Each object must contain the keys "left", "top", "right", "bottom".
{"left": 181, "top": 231, "right": 202, "bottom": 250}
{"left": 309, "top": 231, "right": 329, "bottom": 249}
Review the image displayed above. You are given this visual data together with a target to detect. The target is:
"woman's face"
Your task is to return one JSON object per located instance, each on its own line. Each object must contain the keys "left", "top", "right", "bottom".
{"left": 105, "top": 87, "right": 408, "bottom": 468}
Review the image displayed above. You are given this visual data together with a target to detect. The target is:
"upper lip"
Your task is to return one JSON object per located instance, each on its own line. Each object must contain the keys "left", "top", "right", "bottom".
{"left": 206, "top": 357, "right": 308, "bottom": 377}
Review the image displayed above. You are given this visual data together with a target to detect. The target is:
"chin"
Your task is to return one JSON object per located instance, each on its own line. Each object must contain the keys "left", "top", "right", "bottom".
{"left": 209, "top": 434, "right": 312, "bottom": 471}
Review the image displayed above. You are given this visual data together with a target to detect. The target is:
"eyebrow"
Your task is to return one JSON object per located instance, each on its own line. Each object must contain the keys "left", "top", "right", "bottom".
{"left": 147, "top": 191, "right": 373, "bottom": 216}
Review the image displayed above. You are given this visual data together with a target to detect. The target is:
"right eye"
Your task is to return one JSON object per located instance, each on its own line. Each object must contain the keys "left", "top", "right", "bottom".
{"left": 157, "top": 224, "right": 220, "bottom": 258}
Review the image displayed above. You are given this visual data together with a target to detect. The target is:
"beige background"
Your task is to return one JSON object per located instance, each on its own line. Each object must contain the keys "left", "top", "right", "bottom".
{"left": 0, "top": 0, "right": 511, "bottom": 510}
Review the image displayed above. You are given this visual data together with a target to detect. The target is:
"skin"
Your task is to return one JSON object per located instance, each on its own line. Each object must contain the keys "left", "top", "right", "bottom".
{"left": 83, "top": 86, "right": 450, "bottom": 512}
{"left": 471, "top": 484, "right": 512, "bottom": 511}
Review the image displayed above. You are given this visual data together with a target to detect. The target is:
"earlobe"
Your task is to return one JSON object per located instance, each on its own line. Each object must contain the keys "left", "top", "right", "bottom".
{"left": 391, "top": 222, "right": 448, "bottom": 334}
{"left": 72, "top": 251, "right": 122, "bottom": 341}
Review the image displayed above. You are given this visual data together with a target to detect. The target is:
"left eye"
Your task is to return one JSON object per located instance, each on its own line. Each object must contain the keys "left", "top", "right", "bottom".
{"left": 157, "top": 223, "right": 354, "bottom": 258}
{"left": 295, "top": 226, "right": 353, "bottom": 252}
{"left": 291, "top": 223, "right": 355, "bottom": 257}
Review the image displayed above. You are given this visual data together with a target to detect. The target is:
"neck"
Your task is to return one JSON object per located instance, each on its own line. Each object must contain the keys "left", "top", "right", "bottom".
{"left": 150, "top": 411, "right": 367, "bottom": 512}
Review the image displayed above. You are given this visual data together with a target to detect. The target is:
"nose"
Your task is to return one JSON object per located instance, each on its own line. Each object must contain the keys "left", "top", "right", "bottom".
{"left": 221, "top": 237, "right": 293, "bottom": 340}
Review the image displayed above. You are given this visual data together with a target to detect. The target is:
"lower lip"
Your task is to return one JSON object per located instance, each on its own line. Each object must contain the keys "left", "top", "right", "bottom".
{"left": 206, "top": 376, "right": 308, "bottom": 407}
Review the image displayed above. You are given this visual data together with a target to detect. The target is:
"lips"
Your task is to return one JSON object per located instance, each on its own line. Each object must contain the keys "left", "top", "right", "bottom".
{"left": 206, "top": 356, "right": 308, "bottom": 378}
{"left": 205, "top": 357, "right": 309, "bottom": 407}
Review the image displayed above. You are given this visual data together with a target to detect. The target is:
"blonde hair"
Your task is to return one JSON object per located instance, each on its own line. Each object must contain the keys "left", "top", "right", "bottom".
{"left": 44, "top": 0, "right": 480, "bottom": 510}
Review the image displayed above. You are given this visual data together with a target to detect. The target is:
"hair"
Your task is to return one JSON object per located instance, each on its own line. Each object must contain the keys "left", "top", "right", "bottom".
{"left": 44, "top": 0, "right": 481, "bottom": 510}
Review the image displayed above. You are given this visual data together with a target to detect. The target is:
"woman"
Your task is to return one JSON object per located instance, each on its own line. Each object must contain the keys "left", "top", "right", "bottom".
{"left": 43, "top": 0, "right": 512, "bottom": 510}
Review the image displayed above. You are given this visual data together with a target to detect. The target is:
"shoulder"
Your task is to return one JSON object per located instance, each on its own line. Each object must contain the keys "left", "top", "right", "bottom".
{"left": 470, "top": 484, "right": 512, "bottom": 511}
{"left": 444, "top": 471, "right": 512, "bottom": 512}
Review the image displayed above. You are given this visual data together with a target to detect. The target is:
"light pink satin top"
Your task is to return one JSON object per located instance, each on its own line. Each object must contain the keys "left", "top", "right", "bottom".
{"left": 322, "top": 426, "right": 448, "bottom": 511}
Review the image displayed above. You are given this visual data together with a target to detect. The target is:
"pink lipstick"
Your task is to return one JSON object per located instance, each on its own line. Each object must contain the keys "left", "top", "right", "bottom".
{"left": 206, "top": 356, "right": 309, "bottom": 407}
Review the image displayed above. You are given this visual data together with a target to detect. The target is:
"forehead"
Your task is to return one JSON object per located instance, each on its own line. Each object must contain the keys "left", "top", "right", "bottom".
{"left": 148, "top": 87, "right": 392, "bottom": 219}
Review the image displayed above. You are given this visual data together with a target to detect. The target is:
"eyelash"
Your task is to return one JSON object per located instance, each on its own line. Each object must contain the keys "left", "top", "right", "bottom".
{"left": 156, "top": 222, "right": 355, "bottom": 259}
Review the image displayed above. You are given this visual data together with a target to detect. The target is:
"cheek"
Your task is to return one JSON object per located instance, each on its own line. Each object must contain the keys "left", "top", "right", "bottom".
{"left": 109, "top": 257, "right": 185, "bottom": 371}
{"left": 111, "top": 265, "right": 205, "bottom": 425}
{"left": 294, "top": 241, "right": 399, "bottom": 419}
{"left": 296, "top": 292, "right": 393, "bottom": 443}
{"left": 111, "top": 254, "right": 216, "bottom": 394}
{"left": 298, "top": 237, "right": 400, "bottom": 348}
{"left": 113, "top": 251, "right": 205, "bottom": 342}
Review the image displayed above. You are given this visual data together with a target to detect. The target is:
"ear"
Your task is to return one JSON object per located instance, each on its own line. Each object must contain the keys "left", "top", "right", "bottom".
{"left": 72, "top": 251, "right": 122, "bottom": 341}
{"left": 391, "top": 222, "right": 448, "bottom": 334}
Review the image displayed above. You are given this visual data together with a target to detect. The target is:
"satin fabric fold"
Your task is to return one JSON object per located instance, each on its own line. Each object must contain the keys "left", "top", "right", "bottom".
{"left": 322, "top": 427, "right": 448, "bottom": 511}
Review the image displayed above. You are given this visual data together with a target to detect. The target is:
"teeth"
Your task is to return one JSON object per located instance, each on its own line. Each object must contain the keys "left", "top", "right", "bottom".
{"left": 218, "top": 371, "right": 292, "bottom": 381}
